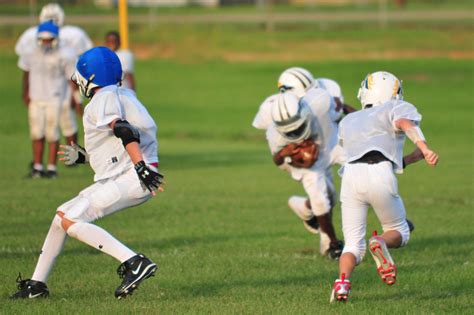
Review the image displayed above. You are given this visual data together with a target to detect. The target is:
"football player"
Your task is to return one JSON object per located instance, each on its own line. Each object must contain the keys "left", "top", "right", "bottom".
{"left": 11, "top": 47, "right": 164, "bottom": 299}
{"left": 266, "top": 92, "right": 344, "bottom": 259}
{"left": 18, "top": 21, "right": 77, "bottom": 178}
{"left": 15, "top": 3, "right": 93, "bottom": 146}
{"left": 253, "top": 68, "right": 345, "bottom": 257}
{"left": 105, "top": 31, "right": 136, "bottom": 91}
{"left": 330, "top": 71, "right": 438, "bottom": 302}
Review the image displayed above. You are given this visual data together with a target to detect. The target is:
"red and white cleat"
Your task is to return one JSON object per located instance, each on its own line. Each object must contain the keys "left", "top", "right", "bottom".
{"left": 369, "top": 231, "right": 397, "bottom": 285}
{"left": 330, "top": 273, "right": 351, "bottom": 303}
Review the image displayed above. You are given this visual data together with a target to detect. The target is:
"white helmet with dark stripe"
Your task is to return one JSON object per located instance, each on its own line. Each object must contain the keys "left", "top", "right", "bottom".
{"left": 358, "top": 71, "right": 403, "bottom": 109}
{"left": 271, "top": 93, "right": 313, "bottom": 143}
{"left": 278, "top": 67, "right": 315, "bottom": 98}
{"left": 40, "top": 3, "right": 65, "bottom": 27}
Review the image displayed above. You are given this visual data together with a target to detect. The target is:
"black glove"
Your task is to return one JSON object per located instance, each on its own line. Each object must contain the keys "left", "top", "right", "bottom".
{"left": 134, "top": 161, "right": 164, "bottom": 193}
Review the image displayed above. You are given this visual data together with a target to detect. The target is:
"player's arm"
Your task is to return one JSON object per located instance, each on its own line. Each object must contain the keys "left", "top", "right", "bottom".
{"left": 109, "top": 119, "right": 164, "bottom": 195}
{"left": 395, "top": 118, "right": 439, "bottom": 166}
{"left": 402, "top": 147, "right": 424, "bottom": 168}
{"left": 22, "top": 71, "right": 30, "bottom": 106}
{"left": 124, "top": 73, "right": 136, "bottom": 91}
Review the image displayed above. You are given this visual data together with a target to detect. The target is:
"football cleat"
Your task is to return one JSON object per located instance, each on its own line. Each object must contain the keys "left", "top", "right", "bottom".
{"left": 29, "top": 163, "right": 44, "bottom": 179}
{"left": 115, "top": 253, "right": 157, "bottom": 299}
{"left": 330, "top": 273, "right": 351, "bottom": 303}
{"left": 327, "top": 240, "right": 344, "bottom": 260}
{"left": 10, "top": 274, "right": 49, "bottom": 299}
{"left": 288, "top": 196, "right": 319, "bottom": 234}
{"left": 368, "top": 231, "right": 397, "bottom": 285}
{"left": 44, "top": 170, "right": 58, "bottom": 179}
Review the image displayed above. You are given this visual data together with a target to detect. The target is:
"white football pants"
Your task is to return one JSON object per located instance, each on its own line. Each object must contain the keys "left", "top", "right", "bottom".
{"left": 58, "top": 167, "right": 151, "bottom": 223}
{"left": 340, "top": 161, "right": 410, "bottom": 264}
{"left": 300, "top": 168, "right": 336, "bottom": 216}
{"left": 58, "top": 86, "right": 78, "bottom": 137}
{"left": 28, "top": 101, "right": 61, "bottom": 142}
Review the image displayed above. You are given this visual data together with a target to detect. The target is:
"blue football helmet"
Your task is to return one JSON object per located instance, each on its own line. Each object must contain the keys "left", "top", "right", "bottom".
{"left": 72, "top": 46, "right": 123, "bottom": 98}
{"left": 37, "top": 21, "right": 59, "bottom": 52}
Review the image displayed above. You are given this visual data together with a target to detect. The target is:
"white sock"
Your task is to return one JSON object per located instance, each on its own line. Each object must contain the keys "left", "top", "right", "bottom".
{"left": 47, "top": 164, "right": 56, "bottom": 171}
{"left": 67, "top": 222, "right": 136, "bottom": 263}
{"left": 33, "top": 163, "right": 43, "bottom": 171}
{"left": 32, "top": 215, "right": 67, "bottom": 283}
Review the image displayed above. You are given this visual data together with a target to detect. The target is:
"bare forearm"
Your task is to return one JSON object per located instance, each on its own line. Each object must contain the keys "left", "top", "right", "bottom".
{"left": 125, "top": 142, "right": 143, "bottom": 165}
{"left": 403, "top": 148, "right": 424, "bottom": 167}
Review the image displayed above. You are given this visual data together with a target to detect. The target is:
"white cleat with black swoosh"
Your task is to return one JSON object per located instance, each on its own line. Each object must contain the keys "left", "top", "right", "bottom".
{"left": 115, "top": 253, "right": 157, "bottom": 299}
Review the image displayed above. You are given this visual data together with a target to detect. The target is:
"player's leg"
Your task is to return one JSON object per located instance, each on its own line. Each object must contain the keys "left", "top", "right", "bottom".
{"left": 28, "top": 101, "right": 46, "bottom": 178}
{"left": 301, "top": 170, "right": 343, "bottom": 258}
{"left": 59, "top": 94, "right": 78, "bottom": 145}
{"left": 331, "top": 163, "right": 369, "bottom": 302}
{"left": 288, "top": 196, "right": 319, "bottom": 234}
{"left": 60, "top": 168, "right": 157, "bottom": 298}
{"left": 367, "top": 162, "right": 410, "bottom": 285}
{"left": 44, "top": 101, "right": 61, "bottom": 178}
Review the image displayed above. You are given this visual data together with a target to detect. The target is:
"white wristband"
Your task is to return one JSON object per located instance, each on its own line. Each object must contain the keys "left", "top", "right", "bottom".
{"left": 405, "top": 126, "right": 426, "bottom": 144}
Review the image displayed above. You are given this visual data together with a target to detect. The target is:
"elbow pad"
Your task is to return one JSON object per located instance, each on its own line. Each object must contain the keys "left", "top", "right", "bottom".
{"left": 113, "top": 120, "right": 140, "bottom": 146}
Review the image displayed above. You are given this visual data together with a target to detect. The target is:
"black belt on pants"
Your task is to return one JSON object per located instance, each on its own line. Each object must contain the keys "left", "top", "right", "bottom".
{"left": 349, "top": 151, "right": 390, "bottom": 164}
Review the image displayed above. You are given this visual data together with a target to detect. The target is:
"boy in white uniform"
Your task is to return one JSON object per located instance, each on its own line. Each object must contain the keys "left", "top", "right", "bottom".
{"left": 330, "top": 71, "right": 438, "bottom": 302}
{"left": 15, "top": 3, "right": 93, "bottom": 145}
{"left": 11, "top": 47, "right": 164, "bottom": 300}
{"left": 253, "top": 68, "right": 344, "bottom": 252}
{"left": 267, "top": 93, "right": 344, "bottom": 258}
{"left": 105, "top": 31, "right": 136, "bottom": 91}
{"left": 18, "top": 21, "right": 77, "bottom": 178}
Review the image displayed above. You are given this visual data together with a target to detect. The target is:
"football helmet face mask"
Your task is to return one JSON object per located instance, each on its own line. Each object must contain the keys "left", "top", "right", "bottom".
{"left": 37, "top": 21, "right": 59, "bottom": 52}
{"left": 39, "top": 3, "right": 65, "bottom": 26}
{"left": 72, "top": 47, "right": 123, "bottom": 98}
{"left": 277, "top": 67, "right": 315, "bottom": 98}
{"left": 358, "top": 71, "right": 403, "bottom": 109}
{"left": 271, "top": 93, "right": 313, "bottom": 143}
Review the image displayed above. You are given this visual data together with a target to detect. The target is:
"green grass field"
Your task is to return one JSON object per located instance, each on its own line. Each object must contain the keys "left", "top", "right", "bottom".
{"left": 0, "top": 19, "right": 473, "bottom": 313}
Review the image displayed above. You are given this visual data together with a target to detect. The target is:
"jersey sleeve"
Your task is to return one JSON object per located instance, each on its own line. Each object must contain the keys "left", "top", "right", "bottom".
{"left": 17, "top": 54, "right": 30, "bottom": 71}
{"left": 15, "top": 27, "right": 36, "bottom": 56}
{"left": 266, "top": 126, "right": 285, "bottom": 155}
{"left": 390, "top": 101, "right": 422, "bottom": 129}
{"left": 95, "top": 92, "right": 124, "bottom": 128}
{"left": 252, "top": 95, "right": 276, "bottom": 130}
{"left": 61, "top": 48, "right": 77, "bottom": 79}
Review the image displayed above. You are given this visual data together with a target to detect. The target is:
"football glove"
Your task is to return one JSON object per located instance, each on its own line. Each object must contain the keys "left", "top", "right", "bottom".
{"left": 61, "top": 143, "right": 89, "bottom": 165}
{"left": 134, "top": 161, "right": 165, "bottom": 193}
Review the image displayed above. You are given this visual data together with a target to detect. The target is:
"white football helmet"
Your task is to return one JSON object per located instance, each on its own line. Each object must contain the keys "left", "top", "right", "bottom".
{"left": 357, "top": 71, "right": 403, "bottom": 109}
{"left": 271, "top": 93, "right": 313, "bottom": 143}
{"left": 277, "top": 67, "right": 315, "bottom": 98}
{"left": 39, "top": 3, "right": 65, "bottom": 27}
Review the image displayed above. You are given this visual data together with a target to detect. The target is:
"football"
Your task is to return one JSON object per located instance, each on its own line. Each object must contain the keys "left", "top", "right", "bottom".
{"left": 290, "top": 139, "right": 319, "bottom": 168}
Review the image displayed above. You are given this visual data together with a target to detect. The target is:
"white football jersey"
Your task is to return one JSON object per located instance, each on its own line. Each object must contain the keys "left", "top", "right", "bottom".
{"left": 266, "top": 117, "right": 331, "bottom": 180}
{"left": 15, "top": 25, "right": 93, "bottom": 56}
{"left": 18, "top": 45, "right": 76, "bottom": 103}
{"left": 252, "top": 94, "right": 278, "bottom": 130}
{"left": 116, "top": 49, "right": 135, "bottom": 89}
{"left": 317, "top": 78, "right": 344, "bottom": 103}
{"left": 301, "top": 87, "right": 340, "bottom": 152}
{"left": 83, "top": 85, "right": 158, "bottom": 181}
{"left": 338, "top": 100, "right": 422, "bottom": 174}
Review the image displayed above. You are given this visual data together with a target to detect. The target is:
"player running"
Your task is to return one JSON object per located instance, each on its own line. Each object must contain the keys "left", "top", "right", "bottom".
{"left": 16, "top": 3, "right": 93, "bottom": 146}
{"left": 266, "top": 92, "right": 344, "bottom": 259}
{"left": 253, "top": 68, "right": 345, "bottom": 257}
{"left": 18, "top": 21, "right": 77, "bottom": 178}
{"left": 11, "top": 47, "right": 164, "bottom": 299}
{"left": 330, "top": 71, "right": 439, "bottom": 302}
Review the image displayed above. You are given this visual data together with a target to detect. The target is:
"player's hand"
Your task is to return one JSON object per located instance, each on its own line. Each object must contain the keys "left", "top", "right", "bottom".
{"left": 134, "top": 161, "right": 165, "bottom": 196}
{"left": 421, "top": 148, "right": 439, "bottom": 166}
{"left": 279, "top": 143, "right": 300, "bottom": 157}
{"left": 58, "top": 143, "right": 89, "bottom": 165}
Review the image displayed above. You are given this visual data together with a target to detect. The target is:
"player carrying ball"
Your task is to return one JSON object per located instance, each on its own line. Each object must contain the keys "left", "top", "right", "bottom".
{"left": 330, "top": 71, "right": 439, "bottom": 302}
{"left": 11, "top": 47, "right": 164, "bottom": 300}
